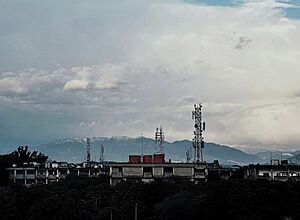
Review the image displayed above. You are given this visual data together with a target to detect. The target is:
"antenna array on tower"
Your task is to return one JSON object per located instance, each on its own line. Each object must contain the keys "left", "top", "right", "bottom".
{"left": 155, "top": 126, "right": 165, "bottom": 154}
{"left": 192, "top": 104, "right": 206, "bottom": 163}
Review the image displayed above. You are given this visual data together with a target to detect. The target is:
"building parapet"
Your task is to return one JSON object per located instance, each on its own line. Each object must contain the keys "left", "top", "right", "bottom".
{"left": 109, "top": 162, "right": 210, "bottom": 186}
{"left": 6, "top": 162, "right": 109, "bottom": 186}
{"left": 244, "top": 164, "right": 300, "bottom": 181}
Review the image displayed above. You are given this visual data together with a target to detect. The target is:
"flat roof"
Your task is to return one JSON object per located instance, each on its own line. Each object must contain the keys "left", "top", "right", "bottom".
{"left": 109, "top": 163, "right": 207, "bottom": 168}
{"left": 245, "top": 164, "right": 300, "bottom": 170}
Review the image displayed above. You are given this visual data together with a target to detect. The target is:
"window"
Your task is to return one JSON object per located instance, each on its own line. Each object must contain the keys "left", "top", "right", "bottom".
{"left": 60, "top": 171, "right": 67, "bottom": 175}
{"left": 27, "top": 170, "right": 35, "bottom": 175}
{"left": 143, "top": 167, "right": 152, "bottom": 173}
{"left": 263, "top": 173, "right": 270, "bottom": 177}
{"left": 16, "top": 170, "right": 24, "bottom": 175}
{"left": 37, "top": 171, "right": 46, "bottom": 175}
{"left": 48, "top": 170, "right": 55, "bottom": 175}
{"left": 112, "top": 167, "right": 122, "bottom": 173}
{"left": 164, "top": 167, "right": 173, "bottom": 173}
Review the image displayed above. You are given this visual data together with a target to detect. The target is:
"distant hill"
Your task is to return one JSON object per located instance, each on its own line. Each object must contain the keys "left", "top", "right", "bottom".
{"left": 34, "top": 136, "right": 263, "bottom": 165}
{"left": 255, "top": 151, "right": 295, "bottom": 163}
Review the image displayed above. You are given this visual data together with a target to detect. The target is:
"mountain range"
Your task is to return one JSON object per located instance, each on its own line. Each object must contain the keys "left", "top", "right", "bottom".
{"left": 33, "top": 136, "right": 268, "bottom": 165}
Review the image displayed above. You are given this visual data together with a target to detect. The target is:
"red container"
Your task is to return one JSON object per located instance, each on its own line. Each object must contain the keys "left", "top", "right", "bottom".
{"left": 129, "top": 155, "right": 141, "bottom": 164}
{"left": 153, "top": 154, "right": 165, "bottom": 164}
{"left": 143, "top": 155, "right": 153, "bottom": 164}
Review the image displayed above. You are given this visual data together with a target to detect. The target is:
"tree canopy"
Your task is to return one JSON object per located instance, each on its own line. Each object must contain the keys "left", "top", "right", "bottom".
{"left": 0, "top": 179, "right": 299, "bottom": 220}
{"left": 0, "top": 146, "right": 48, "bottom": 185}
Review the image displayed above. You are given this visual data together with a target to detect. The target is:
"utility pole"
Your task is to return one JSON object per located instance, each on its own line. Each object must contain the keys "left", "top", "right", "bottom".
{"left": 186, "top": 148, "right": 191, "bottom": 163}
{"left": 141, "top": 133, "right": 144, "bottom": 156}
{"left": 135, "top": 203, "right": 138, "bottom": 220}
{"left": 100, "top": 145, "right": 104, "bottom": 162}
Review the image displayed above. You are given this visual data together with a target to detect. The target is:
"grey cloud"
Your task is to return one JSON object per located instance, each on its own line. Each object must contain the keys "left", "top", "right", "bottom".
{"left": 235, "top": 36, "right": 251, "bottom": 49}
{"left": 1, "top": 0, "right": 300, "bottom": 150}
{"left": 176, "top": 95, "right": 196, "bottom": 104}
{"left": 63, "top": 78, "right": 126, "bottom": 91}
{"left": 0, "top": 64, "right": 131, "bottom": 106}
{"left": 293, "top": 91, "right": 300, "bottom": 97}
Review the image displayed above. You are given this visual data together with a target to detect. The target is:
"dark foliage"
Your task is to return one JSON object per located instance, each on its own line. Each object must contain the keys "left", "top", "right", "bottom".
{"left": 0, "top": 146, "right": 48, "bottom": 185}
{"left": 10, "top": 146, "right": 48, "bottom": 165}
{"left": 0, "top": 179, "right": 300, "bottom": 220}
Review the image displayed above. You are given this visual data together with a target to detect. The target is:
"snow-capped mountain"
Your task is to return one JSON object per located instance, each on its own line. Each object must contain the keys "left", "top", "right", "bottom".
{"left": 33, "top": 136, "right": 263, "bottom": 165}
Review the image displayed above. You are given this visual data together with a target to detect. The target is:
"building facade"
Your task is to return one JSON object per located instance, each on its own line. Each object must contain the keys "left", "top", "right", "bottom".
{"left": 7, "top": 162, "right": 108, "bottom": 185}
{"left": 109, "top": 162, "right": 208, "bottom": 186}
{"left": 244, "top": 162, "right": 300, "bottom": 181}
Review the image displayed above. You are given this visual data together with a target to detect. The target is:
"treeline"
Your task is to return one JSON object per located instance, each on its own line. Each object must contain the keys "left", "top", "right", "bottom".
{"left": 0, "top": 178, "right": 299, "bottom": 220}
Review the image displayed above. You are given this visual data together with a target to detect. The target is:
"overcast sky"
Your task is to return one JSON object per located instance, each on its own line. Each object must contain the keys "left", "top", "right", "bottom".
{"left": 0, "top": 0, "right": 300, "bottom": 151}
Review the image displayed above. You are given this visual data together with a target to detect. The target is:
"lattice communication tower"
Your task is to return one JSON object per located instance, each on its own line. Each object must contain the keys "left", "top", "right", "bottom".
{"left": 155, "top": 126, "right": 165, "bottom": 154}
{"left": 86, "top": 137, "right": 91, "bottom": 163}
{"left": 192, "top": 104, "right": 206, "bottom": 163}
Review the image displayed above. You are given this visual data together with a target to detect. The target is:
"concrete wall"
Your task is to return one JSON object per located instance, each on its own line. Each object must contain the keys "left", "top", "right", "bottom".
{"left": 123, "top": 167, "right": 143, "bottom": 177}
{"left": 245, "top": 166, "right": 300, "bottom": 181}
{"left": 109, "top": 163, "right": 209, "bottom": 185}
{"left": 173, "top": 167, "right": 193, "bottom": 177}
{"left": 153, "top": 167, "right": 163, "bottom": 176}
{"left": 7, "top": 166, "right": 107, "bottom": 185}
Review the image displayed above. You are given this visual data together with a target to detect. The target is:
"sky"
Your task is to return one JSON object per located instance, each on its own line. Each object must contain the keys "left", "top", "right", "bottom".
{"left": 0, "top": 0, "right": 300, "bottom": 152}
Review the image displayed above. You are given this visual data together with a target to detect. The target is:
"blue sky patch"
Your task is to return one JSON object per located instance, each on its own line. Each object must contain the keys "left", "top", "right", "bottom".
{"left": 284, "top": 0, "right": 300, "bottom": 19}
{"left": 185, "top": 0, "right": 300, "bottom": 19}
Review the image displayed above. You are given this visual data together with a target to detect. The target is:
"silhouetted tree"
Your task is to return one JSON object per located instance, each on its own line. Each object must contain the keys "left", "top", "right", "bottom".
{"left": 9, "top": 146, "right": 48, "bottom": 165}
{"left": 0, "top": 146, "right": 48, "bottom": 185}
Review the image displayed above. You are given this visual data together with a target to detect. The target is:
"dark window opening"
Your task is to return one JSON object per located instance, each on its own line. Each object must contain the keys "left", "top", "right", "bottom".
{"left": 164, "top": 167, "right": 173, "bottom": 173}
{"left": 143, "top": 167, "right": 153, "bottom": 173}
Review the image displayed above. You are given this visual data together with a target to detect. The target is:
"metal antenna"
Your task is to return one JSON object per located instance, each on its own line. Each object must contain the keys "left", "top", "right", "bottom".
{"left": 86, "top": 137, "right": 91, "bottom": 163}
{"left": 190, "top": 144, "right": 193, "bottom": 162}
{"left": 155, "top": 128, "right": 158, "bottom": 153}
{"left": 100, "top": 145, "right": 104, "bottom": 162}
{"left": 155, "top": 126, "right": 165, "bottom": 154}
{"left": 141, "top": 133, "right": 144, "bottom": 156}
{"left": 270, "top": 151, "right": 272, "bottom": 164}
{"left": 192, "top": 104, "right": 205, "bottom": 163}
{"left": 186, "top": 149, "right": 191, "bottom": 163}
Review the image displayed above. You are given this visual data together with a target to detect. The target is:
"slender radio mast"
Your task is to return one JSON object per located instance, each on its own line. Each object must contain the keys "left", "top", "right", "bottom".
{"left": 141, "top": 133, "right": 144, "bottom": 156}
{"left": 100, "top": 145, "right": 104, "bottom": 162}
{"left": 86, "top": 137, "right": 91, "bottom": 163}
{"left": 186, "top": 149, "right": 191, "bottom": 163}
{"left": 192, "top": 104, "right": 206, "bottom": 163}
